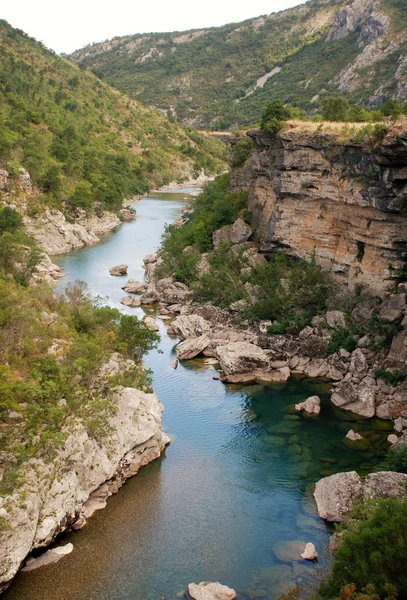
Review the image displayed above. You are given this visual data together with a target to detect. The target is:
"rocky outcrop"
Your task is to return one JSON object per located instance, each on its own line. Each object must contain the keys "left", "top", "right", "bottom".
{"left": 171, "top": 314, "right": 211, "bottom": 340}
{"left": 176, "top": 335, "right": 211, "bottom": 360}
{"left": 213, "top": 218, "right": 252, "bottom": 248}
{"left": 295, "top": 395, "right": 321, "bottom": 415}
{"left": 0, "top": 387, "right": 169, "bottom": 591}
{"left": 326, "top": 0, "right": 389, "bottom": 45}
{"left": 314, "top": 471, "right": 407, "bottom": 521}
{"left": 122, "top": 279, "right": 147, "bottom": 294}
{"left": 216, "top": 342, "right": 269, "bottom": 376}
{"left": 188, "top": 582, "right": 237, "bottom": 600}
{"left": 234, "top": 129, "right": 407, "bottom": 295}
{"left": 24, "top": 209, "right": 122, "bottom": 255}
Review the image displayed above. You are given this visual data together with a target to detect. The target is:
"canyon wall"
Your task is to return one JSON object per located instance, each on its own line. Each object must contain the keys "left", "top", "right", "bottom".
{"left": 231, "top": 128, "right": 407, "bottom": 294}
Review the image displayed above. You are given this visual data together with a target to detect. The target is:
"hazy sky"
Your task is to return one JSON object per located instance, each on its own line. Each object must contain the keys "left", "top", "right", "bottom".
{"left": 2, "top": 0, "right": 305, "bottom": 54}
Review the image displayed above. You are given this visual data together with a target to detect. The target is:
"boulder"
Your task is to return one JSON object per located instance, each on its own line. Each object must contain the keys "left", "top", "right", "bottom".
{"left": 171, "top": 315, "right": 211, "bottom": 340}
{"left": 301, "top": 543, "right": 318, "bottom": 561}
{"left": 345, "top": 429, "right": 363, "bottom": 442}
{"left": 295, "top": 395, "right": 321, "bottom": 415}
{"left": 326, "top": 311, "right": 346, "bottom": 330}
{"left": 170, "top": 359, "right": 179, "bottom": 370}
{"left": 213, "top": 218, "right": 252, "bottom": 248}
{"left": 216, "top": 342, "right": 269, "bottom": 376}
{"left": 121, "top": 279, "right": 146, "bottom": 294}
{"left": 143, "top": 316, "right": 159, "bottom": 331}
{"left": 140, "top": 289, "right": 161, "bottom": 305}
{"left": 331, "top": 381, "right": 376, "bottom": 418}
{"left": 109, "top": 264, "right": 128, "bottom": 276}
{"left": 176, "top": 336, "right": 211, "bottom": 360}
{"left": 188, "top": 582, "right": 236, "bottom": 600}
{"left": 313, "top": 471, "right": 363, "bottom": 522}
{"left": 120, "top": 296, "right": 141, "bottom": 307}
{"left": 143, "top": 253, "right": 158, "bottom": 265}
{"left": 363, "top": 472, "right": 407, "bottom": 501}
{"left": 343, "top": 430, "right": 370, "bottom": 450}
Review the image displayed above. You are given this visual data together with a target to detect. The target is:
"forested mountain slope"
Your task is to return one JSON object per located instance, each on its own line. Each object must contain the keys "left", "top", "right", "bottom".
{"left": 0, "top": 20, "right": 226, "bottom": 217}
{"left": 70, "top": 0, "right": 407, "bottom": 129}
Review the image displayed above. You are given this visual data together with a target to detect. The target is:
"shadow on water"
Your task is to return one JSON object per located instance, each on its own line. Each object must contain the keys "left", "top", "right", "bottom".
{"left": 3, "top": 190, "right": 391, "bottom": 600}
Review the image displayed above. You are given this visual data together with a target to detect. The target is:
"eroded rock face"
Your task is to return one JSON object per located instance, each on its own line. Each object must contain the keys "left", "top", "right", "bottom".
{"left": 213, "top": 218, "right": 252, "bottom": 248}
{"left": 0, "top": 387, "right": 169, "bottom": 591}
{"left": 188, "top": 582, "right": 237, "bottom": 600}
{"left": 241, "top": 129, "right": 407, "bottom": 295}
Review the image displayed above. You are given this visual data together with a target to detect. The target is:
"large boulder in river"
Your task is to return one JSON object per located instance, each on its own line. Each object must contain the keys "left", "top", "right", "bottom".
{"left": 216, "top": 342, "right": 269, "bottom": 376}
{"left": 120, "top": 296, "right": 141, "bottom": 307}
{"left": 188, "top": 582, "right": 236, "bottom": 600}
{"left": 171, "top": 315, "right": 211, "bottom": 340}
{"left": 176, "top": 335, "right": 211, "bottom": 360}
{"left": 109, "top": 264, "right": 128, "bottom": 276}
{"left": 331, "top": 380, "right": 376, "bottom": 418}
{"left": 295, "top": 395, "right": 321, "bottom": 416}
{"left": 122, "top": 279, "right": 146, "bottom": 294}
{"left": 314, "top": 471, "right": 363, "bottom": 522}
{"left": 213, "top": 218, "right": 252, "bottom": 248}
{"left": 314, "top": 471, "right": 407, "bottom": 522}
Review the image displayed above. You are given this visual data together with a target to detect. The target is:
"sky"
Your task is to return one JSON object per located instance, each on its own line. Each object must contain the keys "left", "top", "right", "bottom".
{"left": 2, "top": 0, "right": 305, "bottom": 54}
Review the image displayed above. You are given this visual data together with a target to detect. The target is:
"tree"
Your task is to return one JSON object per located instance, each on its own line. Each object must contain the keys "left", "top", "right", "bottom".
{"left": 0, "top": 207, "right": 23, "bottom": 233}
{"left": 381, "top": 99, "right": 403, "bottom": 120}
{"left": 321, "top": 96, "right": 350, "bottom": 121}
{"left": 260, "top": 100, "right": 291, "bottom": 134}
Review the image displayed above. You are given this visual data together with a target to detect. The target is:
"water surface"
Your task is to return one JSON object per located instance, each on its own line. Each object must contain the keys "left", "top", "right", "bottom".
{"left": 4, "top": 189, "right": 391, "bottom": 600}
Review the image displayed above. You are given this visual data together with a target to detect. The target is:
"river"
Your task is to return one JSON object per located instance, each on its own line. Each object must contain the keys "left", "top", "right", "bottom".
{"left": 3, "top": 188, "right": 391, "bottom": 600}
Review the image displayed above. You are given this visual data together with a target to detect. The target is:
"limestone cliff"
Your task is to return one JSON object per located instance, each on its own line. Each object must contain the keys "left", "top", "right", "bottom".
{"left": 0, "top": 387, "right": 170, "bottom": 592}
{"left": 231, "top": 127, "right": 407, "bottom": 294}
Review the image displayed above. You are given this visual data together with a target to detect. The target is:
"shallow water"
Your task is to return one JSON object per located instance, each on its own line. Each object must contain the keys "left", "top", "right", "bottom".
{"left": 4, "top": 189, "right": 391, "bottom": 600}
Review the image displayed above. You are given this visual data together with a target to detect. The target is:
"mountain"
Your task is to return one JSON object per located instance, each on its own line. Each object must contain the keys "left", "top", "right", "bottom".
{"left": 70, "top": 0, "right": 407, "bottom": 129}
{"left": 0, "top": 20, "right": 226, "bottom": 216}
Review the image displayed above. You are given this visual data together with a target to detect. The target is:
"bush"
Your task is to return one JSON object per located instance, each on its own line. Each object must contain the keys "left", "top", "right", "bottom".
{"left": 377, "top": 446, "right": 407, "bottom": 474}
{"left": 321, "top": 96, "right": 350, "bottom": 121}
{"left": 230, "top": 137, "right": 253, "bottom": 167}
{"left": 328, "top": 327, "right": 358, "bottom": 354}
{"left": 375, "top": 369, "right": 405, "bottom": 387}
{"left": 0, "top": 207, "right": 23, "bottom": 233}
{"left": 318, "top": 497, "right": 407, "bottom": 599}
{"left": 260, "top": 100, "right": 291, "bottom": 135}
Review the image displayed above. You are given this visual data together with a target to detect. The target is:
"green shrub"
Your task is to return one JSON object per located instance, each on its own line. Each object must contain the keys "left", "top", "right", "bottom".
{"left": 375, "top": 369, "right": 405, "bottom": 387}
{"left": 377, "top": 446, "right": 407, "bottom": 474}
{"left": 321, "top": 96, "right": 350, "bottom": 121}
{"left": 318, "top": 497, "right": 407, "bottom": 599}
{"left": 328, "top": 327, "right": 358, "bottom": 354}
{"left": 230, "top": 137, "right": 253, "bottom": 167}
{"left": 260, "top": 100, "right": 291, "bottom": 135}
{"left": 0, "top": 207, "right": 23, "bottom": 233}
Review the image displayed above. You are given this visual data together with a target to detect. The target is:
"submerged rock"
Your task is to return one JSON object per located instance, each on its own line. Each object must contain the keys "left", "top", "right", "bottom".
{"left": 188, "top": 581, "right": 237, "bottom": 600}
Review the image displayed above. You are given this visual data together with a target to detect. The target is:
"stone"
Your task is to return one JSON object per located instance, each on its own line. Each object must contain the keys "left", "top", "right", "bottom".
{"left": 170, "top": 359, "right": 179, "bottom": 369}
{"left": 213, "top": 218, "right": 252, "bottom": 248}
{"left": 345, "top": 429, "right": 363, "bottom": 442}
{"left": 326, "top": 311, "right": 346, "bottom": 330}
{"left": 176, "top": 336, "right": 211, "bottom": 360}
{"left": 143, "top": 253, "right": 158, "bottom": 265}
{"left": 273, "top": 540, "right": 306, "bottom": 563}
{"left": 143, "top": 316, "right": 159, "bottom": 331}
{"left": 301, "top": 542, "right": 318, "bottom": 561}
{"left": 259, "top": 321, "right": 273, "bottom": 334}
{"left": 22, "top": 543, "right": 74, "bottom": 572}
{"left": 328, "top": 532, "right": 344, "bottom": 554}
{"left": 140, "top": 289, "right": 161, "bottom": 304}
{"left": 313, "top": 471, "right": 363, "bottom": 522}
{"left": 120, "top": 296, "right": 141, "bottom": 307}
{"left": 349, "top": 349, "right": 368, "bottom": 377}
{"left": 331, "top": 382, "right": 376, "bottom": 418}
{"left": 216, "top": 342, "right": 269, "bottom": 376}
{"left": 230, "top": 299, "right": 249, "bottom": 312}
{"left": 171, "top": 315, "right": 211, "bottom": 340}
{"left": 109, "top": 264, "right": 128, "bottom": 276}
{"left": 387, "top": 434, "right": 398, "bottom": 445}
{"left": 299, "top": 326, "right": 314, "bottom": 339}
{"left": 295, "top": 395, "right": 321, "bottom": 416}
{"left": 343, "top": 429, "right": 370, "bottom": 450}
{"left": 121, "top": 279, "right": 146, "bottom": 294}
{"left": 187, "top": 582, "right": 237, "bottom": 600}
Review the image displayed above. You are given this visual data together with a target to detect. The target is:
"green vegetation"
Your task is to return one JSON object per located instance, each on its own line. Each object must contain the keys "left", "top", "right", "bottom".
{"left": 260, "top": 100, "right": 291, "bottom": 135}
{"left": 377, "top": 446, "right": 407, "bottom": 474}
{"left": 317, "top": 497, "right": 407, "bottom": 600}
{"left": 230, "top": 137, "right": 254, "bottom": 167}
{"left": 0, "top": 206, "right": 41, "bottom": 285}
{"left": 0, "top": 276, "right": 159, "bottom": 494}
{"left": 0, "top": 20, "right": 226, "bottom": 218}
{"left": 375, "top": 369, "right": 405, "bottom": 387}
{"left": 69, "top": 0, "right": 407, "bottom": 129}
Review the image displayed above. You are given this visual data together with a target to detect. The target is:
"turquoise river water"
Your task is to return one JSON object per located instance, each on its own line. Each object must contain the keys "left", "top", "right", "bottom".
{"left": 3, "top": 189, "right": 393, "bottom": 600}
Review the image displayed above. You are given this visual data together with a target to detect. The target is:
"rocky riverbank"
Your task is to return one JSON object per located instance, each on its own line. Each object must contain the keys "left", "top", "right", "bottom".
{"left": 0, "top": 361, "right": 169, "bottom": 592}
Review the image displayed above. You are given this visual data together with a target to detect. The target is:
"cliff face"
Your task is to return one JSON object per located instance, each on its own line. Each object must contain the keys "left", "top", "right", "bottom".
{"left": 0, "top": 386, "right": 169, "bottom": 592}
{"left": 231, "top": 128, "right": 407, "bottom": 294}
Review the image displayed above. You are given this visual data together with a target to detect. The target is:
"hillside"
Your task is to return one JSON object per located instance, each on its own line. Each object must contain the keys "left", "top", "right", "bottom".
{"left": 70, "top": 0, "right": 407, "bottom": 129}
{"left": 0, "top": 20, "right": 227, "bottom": 218}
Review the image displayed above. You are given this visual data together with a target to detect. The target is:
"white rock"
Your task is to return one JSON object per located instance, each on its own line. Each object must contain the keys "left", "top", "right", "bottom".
{"left": 216, "top": 342, "right": 269, "bottom": 376}
{"left": 176, "top": 336, "right": 211, "bottom": 360}
{"left": 188, "top": 581, "right": 237, "bottom": 600}
{"left": 121, "top": 296, "right": 141, "bottom": 307}
{"left": 301, "top": 542, "right": 318, "bottom": 561}
{"left": 171, "top": 315, "right": 211, "bottom": 340}
{"left": 109, "top": 264, "right": 128, "bottom": 276}
{"left": 314, "top": 471, "right": 363, "bottom": 522}
{"left": 326, "top": 311, "right": 346, "bottom": 330}
{"left": 387, "top": 434, "right": 399, "bottom": 445}
{"left": 170, "top": 359, "right": 179, "bottom": 369}
{"left": 22, "top": 543, "right": 74, "bottom": 572}
{"left": 122, "top": 279, "right": 146, "bottom": 294}
{"left": 345, "top": 429, "right": 363, "bottom": 441}
{"left": 295, "top": 395, "right": 321, "bottom": 415}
